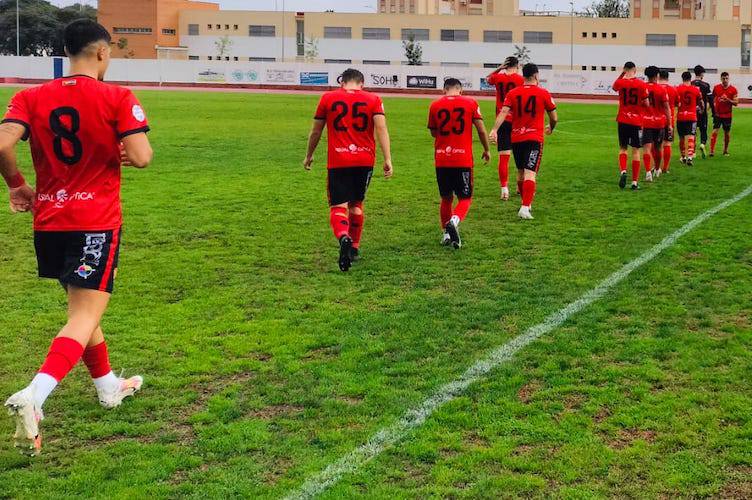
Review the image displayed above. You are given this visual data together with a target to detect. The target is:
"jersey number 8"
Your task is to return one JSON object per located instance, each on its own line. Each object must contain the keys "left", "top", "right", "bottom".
{"left": 49, "top": 107, "right": 83, "bottom": 166}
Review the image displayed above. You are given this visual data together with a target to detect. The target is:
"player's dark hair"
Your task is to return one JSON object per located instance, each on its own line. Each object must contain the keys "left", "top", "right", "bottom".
{"left": 522, "top": 63, "right": 539, "bottom": 79}
{"left": 340, "top": 68, "right": 365, "bottom": 84}
{"left": 623, "top": 61, "right": 636, "bottom": 70}
{"left": 504, "top": 56, "right": 519, "bottom": 68}
{"left": 681, "top": 71, "right": 692, "bottom": 81}
{"left": 644, "top": 65, "right": 660, "bottom": 80}
{"left": 443, "top": 78, "right": 462, "bottom": 89}
{"left": 693, "top": 65, "right": 705, "bottom": 76}
{"left": 64, "top": 19, "right": 111, "bottom": 57}
{"left": 721, "top": 71, "right": 729, "bottom": 78}
{"left": 659, "top": 69, "right": 670, "bottom": 80}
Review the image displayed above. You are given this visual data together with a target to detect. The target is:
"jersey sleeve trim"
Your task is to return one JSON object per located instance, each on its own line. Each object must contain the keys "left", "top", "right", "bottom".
{"left": 1, "top": 118, "right": 31, "bottom": 141}
{"left": 118, "top": 125, "right": 151, "bottom": 139}
{"left": 313, "top": 116, "right": 326, "bottom": 120}
{"left": 372, "top": 112, "right": 385, "bottom": 116}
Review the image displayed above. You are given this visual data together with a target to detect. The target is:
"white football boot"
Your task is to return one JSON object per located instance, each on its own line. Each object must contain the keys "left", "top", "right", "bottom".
{"left": 441, "top": 232, "right": 452, "bottom": 246}
{"left": 98, "top": 375, "right": 143, "bottom": 410}
{"left": 645, "top": 170, "right": 653, "bottom": 183}
{"left": 501, "top": 186, "right": 510, "bottom": 201}
{"left": 518, "top": 206, "right": 534, "bottom": 220}
{"left": 5, "top": 388, "right": 43, "bottom": 456}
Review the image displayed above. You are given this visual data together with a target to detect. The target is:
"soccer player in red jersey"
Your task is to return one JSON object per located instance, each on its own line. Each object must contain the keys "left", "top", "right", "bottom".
{"left": 612, "top": 62, "right": 649, "bottom": 190}
{"left": 642, "top": 66, "right": 672, "bottom": 183}
{"left": 489, "top": 63, "right": 558, "bottom": 220}
{"left": 304, "top": 69, "right": 393, "bottom": 271}
{"left": 485, "top": 56, "right": 524, "bottom": 201}
{"left": 710, "top": 72, "right": 738, "bottom": 157}
{"left": 675, "top": 71, "right": 703, "bottom": 166}
{"left": 657, "top": 70, "right": 678, "bottom": 174}
{"left": 428, "top": 78, "right": 490, "bottom": 248}
{"left": 1, "top": 20, "right": 153, "bottom": 455}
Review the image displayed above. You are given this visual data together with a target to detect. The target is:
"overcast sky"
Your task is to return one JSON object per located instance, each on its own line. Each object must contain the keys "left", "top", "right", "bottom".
{"left": 50, "top": 0, "right": 592, "bottom": 13}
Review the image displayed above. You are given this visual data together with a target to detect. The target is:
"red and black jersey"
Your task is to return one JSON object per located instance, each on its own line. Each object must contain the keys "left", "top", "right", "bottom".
{"left": 2, "top": 75, "right": 149, "bottom": 231}
{"left": 613, "top": 77, "right": 649, "bottom": 126}
{"left": 662, "top": 83, "right": 678, "bottom": 124}
{"left": 314, "top": 88, "right": 385, "bottom": 169}
{"left": 486, "top": 72, "right": 525, "bottom": 118}
{"left": 427, "top": 95, "right": 482, "bottom": 168}
{"left": 676, "top": 84, "right": 703, "bottom": 122}
{"left": 713, "top": 84, "right": 737, "bottom": 118}
{"left": 502, "top": 84, "right": 556, "bottom": 144}
{"left": 644, "top": 82, "right": 669, "bottom": 129}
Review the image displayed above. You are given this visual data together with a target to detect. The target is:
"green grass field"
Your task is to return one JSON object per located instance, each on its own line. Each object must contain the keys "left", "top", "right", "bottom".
{"left": 0, "top": 87, "right": 750, "bottom": 499}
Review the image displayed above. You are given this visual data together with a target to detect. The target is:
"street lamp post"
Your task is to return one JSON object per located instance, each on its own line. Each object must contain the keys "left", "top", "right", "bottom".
{"left": 16, "top": 0, "right": 20, "bottom": 56}
{"left": 570, "top": 1, "right": 574, "bottom": 69}
{"left": 281, "top": 0, "right": 285, "bottom": 63}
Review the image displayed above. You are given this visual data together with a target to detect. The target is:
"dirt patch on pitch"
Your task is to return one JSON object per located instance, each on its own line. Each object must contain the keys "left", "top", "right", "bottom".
{"left": 606, "top": 428, "right": 657, "bottom": 450}
{"left": 517, "top": 380, "right": 542, "bottom": 404}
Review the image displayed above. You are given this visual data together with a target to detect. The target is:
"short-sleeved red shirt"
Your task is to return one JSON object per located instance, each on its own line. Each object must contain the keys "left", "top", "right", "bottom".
{"left": 661, "top": 83, "right": 678, "bottom": 124}
{"left": 676, "top": 84, "right": 703, "bottom": 122}
{"left": 427, "top": 95, "right": 483, "bottom": 168}
{"left": 314, "top": 88, "right": 385, "bottom": 169}
{"left": 502, "top": 84, "right": 557, "bottom": 144}
{"left": 713, "top": 84, "right": 737, "bottom": 118}
{"left": 486, "top": 72, "right": 525, "bottom": 118}
{"left": 645, "top": 82, "right": 669, "bottom": 129}
{"left": 2, "top": 75, "right": 149, "bottom": 231}
{"left": 613, "top": 77, "right": 649, "bottom": 126}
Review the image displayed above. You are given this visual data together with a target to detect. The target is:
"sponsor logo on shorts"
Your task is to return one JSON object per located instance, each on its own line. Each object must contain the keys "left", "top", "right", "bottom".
{"left": 76, "top": 264, "right": 95, "bottom": 279}
{"left": 527, "top": 149, "right": 540, "bottom": 170}
{"left": 79, "top": 233, "right": 107, "bottom": 277}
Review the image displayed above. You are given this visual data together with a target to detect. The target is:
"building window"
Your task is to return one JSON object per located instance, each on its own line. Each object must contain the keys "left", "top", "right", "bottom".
{"left": 188, "top": 24, "right": 199, "bottom": 35}
{"left": 484, "top": 30, "right": 512, "bottom": 43}
{"left": 207, "top": 24, "right": 212, "bottom": 30}
{"left": 601, "top": 66, "right": 606, "bottom": 70}
{"left": 484, "top": 63, "right": 502, "bottom": 68}
{"left": 363, "top": 28, "right": 390, "bottom": 40}
{"left": 592, "top": 32, "right": 597, "bottom": 37}
{"left": 188, "top": 55, "right": 199, "bottom": 60}
{"left": 162, "top": 28, "right": 176, "bottom": 35}
{"left": 249, "top": 57, "right": 276, "bottom": 62}
{"left": 524, "top": 31, "right": 553, "bottom": 44}
{"left": 225, "top": 56, "right": 230, "bottom": 61}
{"left": 601, "top": 32, "right": 607, "bottom": 38}
{"left": 225, "top": 24, "right": 229, "bottom": 30}
{"left": 646, "top": 33, "right": 676, "bottom": 46}
{"left": 363, "top": 60, "right": 391, "bottom": 65}
{"left": 441, "top": 62, "right": 470, "bottom": 67}
{"left": 113, "top": 27, "right": 152, "bottom": 34}
{"left": 612, "top": 32, "right": 617, "bottom": 38}
{"left": 296, "top": 20, "right": 304, "bottom": 56}
{"left": 325, "top": 58, "right": 352, "bottom": 64}
{"left": 402, "top": 28, "right": 429, "bottom": 41}
{"left": 591, "top": 65, "right": 596, "bottom": 70}
{"left": 234, "top": 25, "right": 238, "bottom": 30}
{"left": 611, "top": 66, "right": 617, "bottom": 71}
{"left": 324, "top": 27, "right": 352, "bottom": 39}
{"left": 582, "top": 32, "right": 587, "bottom": 38}
{"left": 441, "top": 29, "right": 469, "bottom": 42}
{"left": 208, "top": 56, "right": 212, "bottom": 60}
{"left": 538, "top": 64, "right": 553, "bottom": 69}
{"left": 659, "top": 67, "right": 675, "bottom": 72}
{"left": 216, "top": 24, "right": 220, "bottom": 29}
{"left": 581, "top": 65, "right": 587, "bottom": 70}
{"left": 688, "top": 34, "right": 718, "bottom": 47}
{"left": 249, "top": 25, "right": 276, "bottom": 37}
{"left": 233, "top": 56, "right": 239, "bottom": 61}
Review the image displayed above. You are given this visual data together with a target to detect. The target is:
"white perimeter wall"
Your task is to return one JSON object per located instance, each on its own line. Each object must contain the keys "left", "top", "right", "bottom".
{"left": 2, "top": 56, "right": 752, "bottom": 98}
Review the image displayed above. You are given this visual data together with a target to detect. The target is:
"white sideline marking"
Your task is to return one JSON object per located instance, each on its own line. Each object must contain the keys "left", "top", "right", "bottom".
{"left": 284, "top": 184, "right": 752, "bottom": 500}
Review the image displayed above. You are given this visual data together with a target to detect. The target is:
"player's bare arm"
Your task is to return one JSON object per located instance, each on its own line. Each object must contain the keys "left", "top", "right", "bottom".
{"left": 489, "top": 106, "right": 511, "bottom": 143}
{"left": 486, "top": 64, "right": 505, "bottom": 80}
{"left": 121, "top": 132, "right": 153, "bottom": 168}
{"left": 545, "top": 109, "right": 559, "bottom": 135}
{"left": 373, "top": 114, "right": 393, "bottom": 178}
{"left": 473, "top": 119, "right": 491, "bottom": 163}
{"left": 0, "top": 122, "right": 34, "bottom": 213}
{"left": 303, "top": 119, "right": 325, "bottom": 170}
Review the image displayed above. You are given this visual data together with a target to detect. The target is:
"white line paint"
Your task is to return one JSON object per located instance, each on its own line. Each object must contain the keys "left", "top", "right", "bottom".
{"left": 284, "top": 184, "right": 752, "bottom": 500}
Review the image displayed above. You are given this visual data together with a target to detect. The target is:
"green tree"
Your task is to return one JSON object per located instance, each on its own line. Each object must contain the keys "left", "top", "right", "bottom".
{"left": 585, "top": 0, "right": 630, "bottom": 17}
{"left": 513, "top": 45, "right": 531, "bottom": 65}
{"left": 402, "top": 35, "right": 423, "bottom": 66}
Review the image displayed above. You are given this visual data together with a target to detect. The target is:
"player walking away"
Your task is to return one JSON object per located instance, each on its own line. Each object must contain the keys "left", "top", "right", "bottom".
{"left": 304, "top": 68, "right": 393, "bottom": 271}
{"left": 675, "top": 71, "right": 703, "bottom": 166}
{"left": 710, "top": 72, "right": 738, "bottom": 157}
{"left": 657, "top": 70, "right": 678, "bottom": 175}
{"left": 489, "top": 63, "right": 558, "bottom": 220}
{"left": 428, "top": 79, "right": 490, "bottom": 248}
{"left": 485, "top": 56, "right": 524, "bottom": 201}
{"left": 0, "top": 20, "right": 153, "bottom": 456}
{"left": 691, "top": 65, "right": 713, "bottom": 158}
{"left": 642, "top": 66, "right": 672, "bottom": 183}
{"left": 612, "top": 62, "right": 649, "bottom": 190}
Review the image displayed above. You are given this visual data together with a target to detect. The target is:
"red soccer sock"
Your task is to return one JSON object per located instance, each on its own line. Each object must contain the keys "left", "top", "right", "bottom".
{"left": 521, "top": 180, "right": 536, "bottom": 207}
{"left": 498, "top": 155, "right": 510, "bottom": 187}
{"left": 82, "top": 341, "right": 112, "bottom": 379}
{"left": 517, "top": 180, "right": 524, "bottom": 197}
{"left": 329, "top": 207, "right": 349, "bottom": 240}
{"left": 440, "top": 197, "right": 453, "bottom": 227}
{"left": 348, "top": 203, "right": 364, "bottom": 249}
{"left": 39, "top": 336, "right": 84, "bottom": 382}
{"left": 618, "top": 152, "right": 627, "bottom": 172}
{"left": 724, "top": 132, "right": 730, "bottom": 152}
{"left": 710, "top": 133, "right": 718, "bottom": 154}
{"left": 454, "top": 198, "right": 472, "bottom": 221}
{"left": 643, "top": 153, "right": 652, "bottom": 173}
{"left": 662, "top": 145, "right": 671, "bottom": 172}
{"left": 687, "top": 136, "right": 696, "bottom": 157}
{"left": 631, "top": 160, "right": 641, "bottom": 182}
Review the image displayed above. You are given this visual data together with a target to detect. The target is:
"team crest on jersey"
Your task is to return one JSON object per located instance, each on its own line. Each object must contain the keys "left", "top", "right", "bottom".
{"left": 132, "top": 105, "right": 146, "bottom": 122}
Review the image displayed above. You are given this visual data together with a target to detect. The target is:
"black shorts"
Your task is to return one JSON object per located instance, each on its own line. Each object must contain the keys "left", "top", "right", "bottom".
{"left": 497, "top": 121, "right": 513, "bottom": 151}
{"left": 676, "top": 121, "right": 697, "bottom": 137}
{"left": 512, "top": 141, "right": 543, "bottom": 172}
{"left": 713, "top": 116, "right": 732, "bottom": 132}
{"left": 34, "top": 228, "right": 121, "bottom": 294}
{"left": 436, "top": 167, "right": 473, "bottom": 199}
{"left": 642, "top": 128, "right": 664, "bottom": 147}
{"left": 618, "top": 123, "right": 642, "bottom": 149}
{"left": 663, "top": 126, "right": 674, "bottom": 142}
{"left": 327, "top": 167, "right": 373, "bottom": 206}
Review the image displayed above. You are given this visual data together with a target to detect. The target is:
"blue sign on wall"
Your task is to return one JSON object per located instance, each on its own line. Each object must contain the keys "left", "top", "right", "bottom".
{"left": 53, "top": 57, "right": 63, "bottom": 79}
{"left": 300, "top": 72, "right": 329, "bottom": 85}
